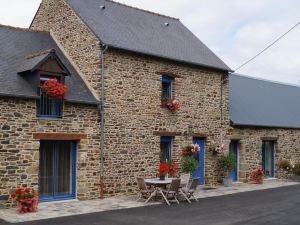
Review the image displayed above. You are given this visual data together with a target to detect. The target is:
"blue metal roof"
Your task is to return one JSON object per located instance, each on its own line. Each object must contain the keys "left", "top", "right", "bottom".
{"left": 230, "top": 74, "right": 300, "bottom": 129}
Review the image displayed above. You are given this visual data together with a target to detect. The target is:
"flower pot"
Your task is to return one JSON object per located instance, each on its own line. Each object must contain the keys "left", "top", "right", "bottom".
{"left": 223, "top": 178, "right": 232, "bottom": 187}
{"left": 159, "top": 175, "right": 166, "bottom": 180}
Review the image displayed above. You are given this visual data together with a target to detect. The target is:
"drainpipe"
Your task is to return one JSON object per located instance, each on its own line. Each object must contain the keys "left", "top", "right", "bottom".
{"left": 100, "top": 44, "right": 108, "bottom": 199}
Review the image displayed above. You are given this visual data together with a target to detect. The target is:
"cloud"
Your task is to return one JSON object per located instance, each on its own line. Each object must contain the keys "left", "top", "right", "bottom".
{"left": 0, "top": 0, "right": 299, "bottom": 85}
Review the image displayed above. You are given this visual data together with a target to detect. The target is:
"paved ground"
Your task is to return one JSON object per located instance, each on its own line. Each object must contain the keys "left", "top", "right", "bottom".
{"left": 1, "top": 184, "right": 300, "bottom": 225}
{"left": 0, "top": 180, "right": 297, "bottom": 223}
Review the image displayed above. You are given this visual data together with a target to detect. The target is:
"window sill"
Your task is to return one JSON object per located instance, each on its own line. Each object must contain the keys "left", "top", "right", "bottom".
{"left": 36, "top": 116, "right": 63, "bottom": 121}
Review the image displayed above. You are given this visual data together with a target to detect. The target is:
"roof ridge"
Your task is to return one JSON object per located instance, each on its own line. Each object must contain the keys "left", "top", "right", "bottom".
{"left": 233, "top": 73, "right": 300, "bottom": 89}
{"left": 0, "top": 24, "right": 49, "bottom": 34}
{"left": 25, "top": 49, "right": 55, "bottom": 60}
{"left": 104, "top": 0, "right": 179, "bottom": 20}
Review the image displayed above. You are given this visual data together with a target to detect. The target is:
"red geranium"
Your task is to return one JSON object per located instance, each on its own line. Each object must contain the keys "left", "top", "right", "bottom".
{"left": 41, "top": 79, "right": 68, "bottom": 99}
{"left": 160, "top": 99, "right": 180, "bottom": 112}
{"left": 157, "top": 161, "right": 178, "bottom": 177}
{"left": 181, "top": 144, "right": 200, "bottom": 157}
{"left": 250, "top": 169, "right": 265, "bottom": 184}
{"left": 11, "top": 188, "right": 39, "bottom": 213}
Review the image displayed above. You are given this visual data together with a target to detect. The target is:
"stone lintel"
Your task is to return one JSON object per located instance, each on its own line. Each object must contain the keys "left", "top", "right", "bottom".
{"left": 155, "top": 71, "right": 181, "bottom": 78}
{"left": 192, "top": 133, "right": 207, "bottom": 138}
{"left": 153, "top": 131, "right": 181, "bottom": 136}
{"left": 261, "top": 137, "right": 278, "bottom": 141}
{"left": 33, "top": 133, "right": 87, "bottom": 140}
{"left": 228, "top": 136, "right": 243, "bottom": 140}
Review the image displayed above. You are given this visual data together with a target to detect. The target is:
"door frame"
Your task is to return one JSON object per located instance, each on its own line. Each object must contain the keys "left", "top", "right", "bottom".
{"left": 262, "top": 141, "right": 275, "bottom": 178}
{"left": 229, "top": 140, "right": 239, "bottom": 182}
{"left": 192, "top": 137, "right": 205, "bottom": 185}
{"left": 39, "top": 140, "right": 77, "bottom": 202}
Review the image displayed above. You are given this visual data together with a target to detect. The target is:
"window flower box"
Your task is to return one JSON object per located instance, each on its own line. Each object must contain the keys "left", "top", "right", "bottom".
{"left": 41, "top": 79, "right": 68, "bottom": 100}
{"left": 160, "top": 99, "right": 180, "bottom": 112}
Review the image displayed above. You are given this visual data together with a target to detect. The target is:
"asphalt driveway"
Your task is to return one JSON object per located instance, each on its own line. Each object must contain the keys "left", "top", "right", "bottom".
{"left": 1, "top": 184, "right": 300, "bottom": 225}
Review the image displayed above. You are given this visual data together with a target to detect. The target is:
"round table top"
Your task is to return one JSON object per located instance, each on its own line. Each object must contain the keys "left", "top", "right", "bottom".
{"left": 144, "top": 178, "right": 173, "bottom": 185}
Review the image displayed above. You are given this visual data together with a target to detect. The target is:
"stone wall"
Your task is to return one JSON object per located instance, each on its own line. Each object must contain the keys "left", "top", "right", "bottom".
{"left": 0, "top": 97, "right": 100, "bottom": 207}
{"left": 228, "top": 127, "right": 300, "bottom": 182}
{"left": 31, "top": 0, "right": 231, "bottom": 196}
{"left": 103, "top": 49, "right": 230, "bottom": 194}
{"left": 30, "top": 0, "right": 101, "bottom": 95}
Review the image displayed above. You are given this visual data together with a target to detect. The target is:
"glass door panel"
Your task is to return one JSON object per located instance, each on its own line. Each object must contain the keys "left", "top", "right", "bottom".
{"left": 39, "top": 141, "right": 76, "bottom": 201}
{"left": 39, "top": 143, "right": 54, "bottom": 197}
{"left": 263, "top": 141, "right": 274, "bottom": 177}
{"left": 55, "top": 142, "right": 73, "bottom": 196}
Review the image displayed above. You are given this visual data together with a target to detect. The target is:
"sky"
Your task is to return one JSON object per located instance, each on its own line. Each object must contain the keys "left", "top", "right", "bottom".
{"left": 0, "top": 0, "right": 300, "bottom": 85}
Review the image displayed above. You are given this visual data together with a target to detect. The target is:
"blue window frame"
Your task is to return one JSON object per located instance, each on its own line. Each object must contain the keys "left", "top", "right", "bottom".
{"left": 39, "top": 141, "right": 77, "bottom": 202}
{"left": 161, "top": 76, "right": 173, "bottom": 101}
{"left": 37, "top": 77, "right": 63, "bottom": 118}
{"left": 160, "top": 136, "right": 173, "bottom": 163}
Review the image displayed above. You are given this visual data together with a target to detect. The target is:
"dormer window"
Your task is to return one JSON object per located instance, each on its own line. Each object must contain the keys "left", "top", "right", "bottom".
{"left": 37, "top": 75, "right": 63, "bottom": 118}
{"left": 17, "top": 49, "right": 70, "bottom": 119}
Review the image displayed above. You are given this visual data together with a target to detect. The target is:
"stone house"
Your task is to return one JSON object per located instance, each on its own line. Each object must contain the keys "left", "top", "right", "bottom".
{"left": 0, "top": 0, "right": 299, "bottom": 207}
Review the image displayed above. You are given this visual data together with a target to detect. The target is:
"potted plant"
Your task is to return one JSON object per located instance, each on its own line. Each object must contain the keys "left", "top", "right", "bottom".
{"left": 157, "top": 161, "right": 178, "bottom": 180}
{"left": 218, "top": 153, "right": 235, "bottom": 187}
{"left": 11, "top": 188, "right": 39, "bottom": 213}
{"left": 278, "top": 159, "right": 292, "bottom": 179}
{"left": 181, "top": 156, "right": 199, "bottom": 174}
{"left": 292, "top": 163, "right": 300, "bottom": 182}
{"left": 250, "top": 169, "right": 265, "bottom": 184}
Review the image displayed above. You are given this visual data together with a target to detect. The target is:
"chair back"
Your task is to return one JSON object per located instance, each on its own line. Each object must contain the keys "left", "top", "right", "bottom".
{"left": 136, "top": 177, "right": 147, "bottom": 190}
{"left": 168, "top": 179, "right": 181, "bottom": 192}
{"left": 180, "top": 173, "right": 191, "bottom": 187}
{"left": 188, "top": 177, "right": 199, "bottom": 191}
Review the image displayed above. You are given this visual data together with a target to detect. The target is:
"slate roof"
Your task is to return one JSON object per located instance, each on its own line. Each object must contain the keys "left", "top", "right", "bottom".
{"left": 66, "top": 0, "right": 231, "bottom": 71}
{"left": 229, "top": 74, "right": 300, "bottom": 129}
{"left": 0, "top": 25, "right": 99, "bottom": 105}
{"left": 18, "top": 52, "right": 51, "bottom": 74}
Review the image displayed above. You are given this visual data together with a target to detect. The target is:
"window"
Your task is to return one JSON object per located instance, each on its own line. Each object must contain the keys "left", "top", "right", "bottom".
{"left": 160, "top": 136, "right": 173, "bottom": 163}
{"left": 161, "top": 76, "right": 173, "bottom": 101}
{"left": 37, "top": 76, "right": 63, "bottom": 118}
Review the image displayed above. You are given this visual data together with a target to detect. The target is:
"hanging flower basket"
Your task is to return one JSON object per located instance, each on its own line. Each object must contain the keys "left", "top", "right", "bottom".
{"left": 181, "top": 144, "right": 200, "bottom": 158}
{"left": 11, "top": 188, "right": 39, "bottom": 213}
{"left": 41, "top": 79, "right": 68, "bottom": 100}
{"left": 160, "top": 99, "right": 180, "bottom": 112}
{"left": 211, "top": 143, "right": 225, "bottom": 155}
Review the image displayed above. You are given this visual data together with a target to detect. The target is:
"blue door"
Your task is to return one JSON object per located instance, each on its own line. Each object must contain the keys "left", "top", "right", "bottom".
{"left": 262, "top": 141, "right": 275, "bottom": 178}
{"left": 229, "top": 141, "right": 238, "bottom": 182}
{"left": 192, "top": 138, "right": 205, "bottom": 184}
{"left": 39, "top": 141, "right": 77, "bottom": 202}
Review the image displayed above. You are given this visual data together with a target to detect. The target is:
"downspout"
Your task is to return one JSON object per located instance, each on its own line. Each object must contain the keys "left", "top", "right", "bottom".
{"left": 100, "top": 44, "right": 108, "bottom": 199}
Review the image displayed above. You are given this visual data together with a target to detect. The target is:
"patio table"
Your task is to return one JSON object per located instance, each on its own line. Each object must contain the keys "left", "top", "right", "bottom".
{"left": 144, "top": 178, "right": 174, "bottom": 205}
